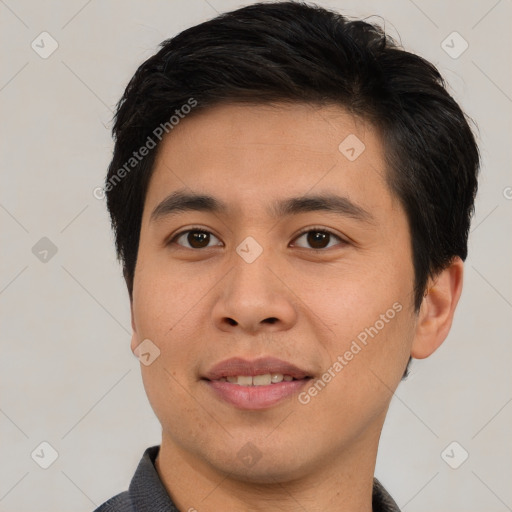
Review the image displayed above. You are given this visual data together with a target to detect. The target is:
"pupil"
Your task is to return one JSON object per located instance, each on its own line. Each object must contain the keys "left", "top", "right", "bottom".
{"left": 308, "top": 231, "right": 328, "bottom": 249}
{"left": 189, "top": 231, "right": 209, "bottom": 248}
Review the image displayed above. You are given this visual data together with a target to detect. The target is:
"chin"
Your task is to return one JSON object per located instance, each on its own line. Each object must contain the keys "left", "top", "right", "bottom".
{"left": 205, "top": 444, "right": 315, "bottom": 485}
{"left": 226, "top": 462, "right": 309, "bottom": 485}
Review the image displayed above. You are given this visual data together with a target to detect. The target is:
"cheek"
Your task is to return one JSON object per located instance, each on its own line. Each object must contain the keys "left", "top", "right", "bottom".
{"left": 140, "top": 363, "right": 211, "bottom": 447}
{"left": 298, "top": 303, "right": 415, "bottom": 437}
{"left": 309, "top": 259, "right": 415, "bottom": 387}
{"left": 304, "top": 264, "right": 404, "bottom": 332}
{"left": 131, "top": 279, "right": 203, "bottom": 405}
{"left": 132, "top": 257, "right": 205, "bottom": 338}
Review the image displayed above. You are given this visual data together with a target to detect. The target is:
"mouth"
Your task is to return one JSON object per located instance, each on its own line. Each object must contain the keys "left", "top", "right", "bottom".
{"left": 201, "top": 357, "right": 313, "bottom": 410}
{"left": 211, "top": 373, "right": 304, "bottom": 386}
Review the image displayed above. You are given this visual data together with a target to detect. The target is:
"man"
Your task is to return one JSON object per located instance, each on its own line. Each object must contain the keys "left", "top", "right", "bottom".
{"left": 95, "top": 1, "right": 479, "bottom": 510}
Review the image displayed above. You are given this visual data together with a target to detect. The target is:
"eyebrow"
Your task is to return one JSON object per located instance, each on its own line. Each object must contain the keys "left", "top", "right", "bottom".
{"left": 150, "top": 189, "right": 375, "bottom": 224}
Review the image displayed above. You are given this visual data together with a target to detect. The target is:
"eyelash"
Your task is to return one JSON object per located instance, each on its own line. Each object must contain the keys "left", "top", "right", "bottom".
{"left": 168, "top": 225, "right": 347, "bottom": 250}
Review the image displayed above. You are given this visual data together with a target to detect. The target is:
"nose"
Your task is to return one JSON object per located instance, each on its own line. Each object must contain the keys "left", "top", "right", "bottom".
{"left": 211, "top": 247, "right": 298, "bottom": 335}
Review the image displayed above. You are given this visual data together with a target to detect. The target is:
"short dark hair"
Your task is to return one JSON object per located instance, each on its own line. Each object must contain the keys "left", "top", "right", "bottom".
{"left": 105, "top": 1, "right": 479, "bottom": 315}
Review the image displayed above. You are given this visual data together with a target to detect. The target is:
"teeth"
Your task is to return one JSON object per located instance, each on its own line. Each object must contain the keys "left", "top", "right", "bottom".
{"left": 237, "top": 376, "right": 254, "bottom": 386}
{"left": 222, "top": 374, "right": 295, "bottom": 386}
{"left": 253, "top": 374, "right": 272, "bottom": 386}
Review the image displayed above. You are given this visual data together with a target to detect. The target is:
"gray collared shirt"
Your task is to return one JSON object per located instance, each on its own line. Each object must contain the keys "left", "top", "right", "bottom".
{"left": 93, "top": 445, "right": 401, "bottom": 511}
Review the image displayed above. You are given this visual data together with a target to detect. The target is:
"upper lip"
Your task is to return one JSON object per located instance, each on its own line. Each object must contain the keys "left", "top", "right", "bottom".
{"left": 203, "top": 357, "right": 311, "bottom": 380}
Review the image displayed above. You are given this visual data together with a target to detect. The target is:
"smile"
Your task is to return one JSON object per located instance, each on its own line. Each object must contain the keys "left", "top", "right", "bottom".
{"left": 201, "top": 356, "right": 314, "bottom": 409}
{"left": 216, "top": 374, "right": 297, "bottom": 386}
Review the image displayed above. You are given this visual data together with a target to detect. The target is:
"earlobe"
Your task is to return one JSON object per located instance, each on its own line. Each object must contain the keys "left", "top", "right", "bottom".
{"left": 411, "top": 257, "right": 464, "bottom": 359}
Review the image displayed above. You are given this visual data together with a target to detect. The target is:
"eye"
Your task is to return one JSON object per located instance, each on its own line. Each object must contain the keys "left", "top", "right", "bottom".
{"left": 291, "top": 228, "right": 346, "bottom": 250}
{"left": 170, "top": 228, "right": 222, "bottom": 249}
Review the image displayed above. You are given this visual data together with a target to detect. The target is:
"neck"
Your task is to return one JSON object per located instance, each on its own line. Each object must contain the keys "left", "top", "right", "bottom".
{"left": 155, "top": 429, "right": 381, "bottom": 512}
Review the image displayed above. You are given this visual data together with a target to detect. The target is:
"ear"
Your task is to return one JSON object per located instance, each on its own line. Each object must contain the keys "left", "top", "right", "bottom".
{"left": 130, "top": 299, "right": 139, "bottom": 355}
{"left": 411, "top": 257, "right": 464, "bottom": 359}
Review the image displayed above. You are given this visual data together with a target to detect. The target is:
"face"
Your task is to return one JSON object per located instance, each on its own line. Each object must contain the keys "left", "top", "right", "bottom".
{"left": 130, "top": 102, "right": 419, "bottom": 482}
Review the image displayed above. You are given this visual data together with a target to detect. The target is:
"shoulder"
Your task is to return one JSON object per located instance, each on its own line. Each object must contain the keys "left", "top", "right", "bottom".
{"left": 373, "top": 478, "right": 401, "bottom": 512}
{"left": 92, "top": 491, "right": 134, "bottom": 512}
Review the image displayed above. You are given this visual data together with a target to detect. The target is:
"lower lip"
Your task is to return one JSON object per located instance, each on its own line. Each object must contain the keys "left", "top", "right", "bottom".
{"left": 203, "top": 379, "right": 310, "bottom": 410}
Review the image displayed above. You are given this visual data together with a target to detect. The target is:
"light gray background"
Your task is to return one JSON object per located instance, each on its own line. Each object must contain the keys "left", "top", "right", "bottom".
{"left": 1, "top": 1, "right": 511, "bottom": 511}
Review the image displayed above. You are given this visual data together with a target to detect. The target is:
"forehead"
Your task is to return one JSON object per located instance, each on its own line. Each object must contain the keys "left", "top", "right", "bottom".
{"left": 143, "top": 102, "right": 399, "bottom": 222}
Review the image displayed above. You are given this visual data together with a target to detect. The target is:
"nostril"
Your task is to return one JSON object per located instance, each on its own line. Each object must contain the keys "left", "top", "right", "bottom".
{"left": 226, "top": 318, "right": 237, "bottom": 326}
{"left": 263, "top": 317, "right": 278, "bottom": 324}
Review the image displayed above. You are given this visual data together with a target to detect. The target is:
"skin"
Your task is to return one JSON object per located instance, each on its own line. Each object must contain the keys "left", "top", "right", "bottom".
{"left": 129, "top": 102, "right": 463, "bottom": 512}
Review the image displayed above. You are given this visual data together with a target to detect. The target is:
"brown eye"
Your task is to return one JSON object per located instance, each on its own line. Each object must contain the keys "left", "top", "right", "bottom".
{"left": 293, "top": 229, "right": 344, "bottom": 250}
{"left": 309, "top": 231, "right": 329, "bottom": 249}
{"left": 172, "top": 229, "right": 221, "bottom": 249}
